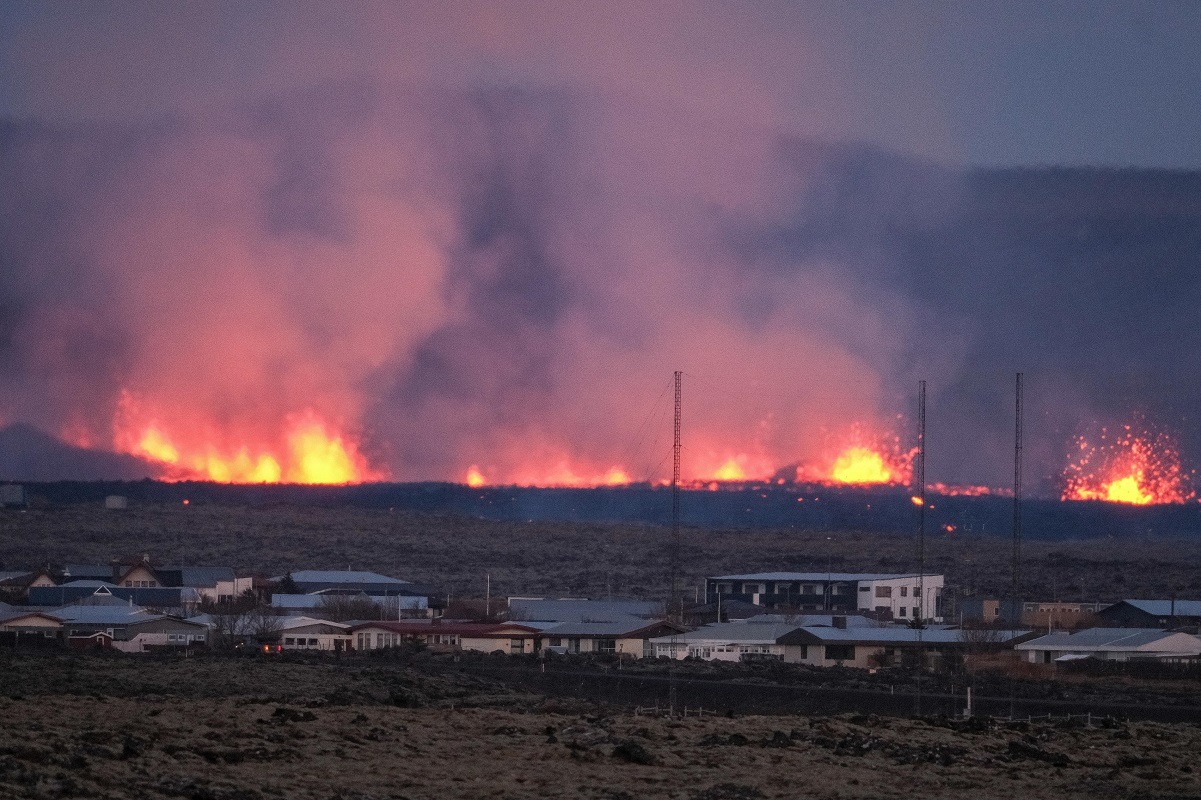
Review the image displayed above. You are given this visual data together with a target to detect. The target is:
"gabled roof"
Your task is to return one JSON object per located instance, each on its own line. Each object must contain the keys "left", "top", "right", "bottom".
{"left": 1106, "top": 600, "right": 1201, "bottom": 618}
{"left": 650, "top": 622, "right": 804, "bottom": 645}
{"left": 1015, "top": 627, "right": 1201, "bottom": 653}
{"left": 0, "top": 610, "right": 63, "bottom": 626}
{"left": 782, "top": 627, "right": 1031, "bottom": 646}
{"left": 709, "top": 572, "right": 941, "bottom": 582}
{"left": 0, "top": 571, "right": 35, "bottom": 585}
{"left": 350, "top": 621, "right": 540, "bottom": 636}
{"left": 283, "top": 570, "right": 412, "bottom": 585}
{"left": 541, "top": 619, "right": 681, "bottom": 638}
{"left": 277, "top": 616, "right": 351, "bottom": 632}
{"left": 51, "top": 605, "right": 154, "bottom": 624}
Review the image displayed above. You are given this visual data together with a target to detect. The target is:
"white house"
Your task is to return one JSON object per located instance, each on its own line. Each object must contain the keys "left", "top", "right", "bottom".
{"left": 275, "top": 616, "right": 352, "bottom": 652}
{"left": 649, "top": 622, "right": 806, "bottom": 662}
{"left": 1015, "top": 628, "right": 1201, "bottom": 664}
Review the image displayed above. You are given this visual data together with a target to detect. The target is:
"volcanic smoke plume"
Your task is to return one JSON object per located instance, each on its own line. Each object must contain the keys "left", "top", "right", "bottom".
{"left": 2, "top": 5, "right": 1201, "bottom": 492}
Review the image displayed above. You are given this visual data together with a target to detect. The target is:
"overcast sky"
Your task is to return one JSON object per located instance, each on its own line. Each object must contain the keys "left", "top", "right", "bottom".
{"left": 2, "top": 1, "right": 1200, "bottom": 491}
{"left": 2, "top": 1, "right": 1200, "bottom": 168}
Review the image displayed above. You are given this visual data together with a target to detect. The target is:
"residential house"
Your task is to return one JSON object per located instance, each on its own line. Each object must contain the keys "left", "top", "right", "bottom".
{"left": 28, "top": 584, "right": 197, "bottom": 614}
{"left": 274, "top": 570, "right": 432, "bottom": 616}
{"left": 650, "top": 622, "right": 808, "bottom": 662}
{"left": 0, "top": 610, "right": 64, "bottom": 647}
{"left": 1015, "top": 628, "right": 1201, "bottom": 664}
{"left": 270, "top": 591, "right": 429, "bottom": 618}
{"left": 651, "top": 618, "right": 1030, "bottom": 668}
{"left": 1095, "top": 600, "right": 1201, "bottom": 629}
{"left": 539, "top": 619, "right": 685, "bottom": 658}
{"left": 778, "top": 625, "right": 1032, "bottom": 669}
{"left": 113, "top": 616, "right": 209, "bottom": 653}
{"left": 273, "top": 616, "right": 352, "bottom": 652}
{"left": 350, "top": 621, "right": 541, "bottom": 654}
{"left": 706, "top": 572, "right": 944, "bottom": 622}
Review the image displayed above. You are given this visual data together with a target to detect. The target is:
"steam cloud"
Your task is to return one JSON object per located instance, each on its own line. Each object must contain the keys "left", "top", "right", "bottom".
{"left": 2, "top": 4, "right": 1199, "bottom": 494}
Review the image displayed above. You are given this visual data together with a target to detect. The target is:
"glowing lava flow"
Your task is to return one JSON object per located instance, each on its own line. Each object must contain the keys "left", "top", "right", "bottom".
{"left": 796, "top": 425, "right": 916, "bottom": 486}
{"left": 114, "top": 394, "right": 380, "bottom": 484}
{"left": 1062, "top": 423, "right": 1195, "bottom": 505}
{"left": 829, "top": 446, "right": 896, "bottom": 484}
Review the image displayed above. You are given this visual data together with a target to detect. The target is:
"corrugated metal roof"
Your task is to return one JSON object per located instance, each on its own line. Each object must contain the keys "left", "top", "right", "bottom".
{"left": 283, "top": 571, "right": 412, "bottom": 585}
{"left": 277, "top": 616, "right": 350, "bottom": 632}
{"left": 1118, "top": 599, "right": 1201, "bottom": 617}
{"left": 51, "top": 605, "right": 155, "bottom": 624}
{"left": 651, "top": 622, "right": 804, "bottom": 644}
{"left": 541, "top": 619, "right": 671, "bottom": 637}
{"left": 708, "top": 572, "right": 937, "bottom": 582}
{"left": 1015, "top": 628, "right": 1201, "bottom": 652}
{"left": 789, "top": 627, "right": 1030, "bottom": 644}
{"left": 349, "top": 621, "right": 540, "bottom": 635}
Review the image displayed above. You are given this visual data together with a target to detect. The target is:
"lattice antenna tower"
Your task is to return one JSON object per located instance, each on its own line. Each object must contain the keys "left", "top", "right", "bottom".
{"left": 1012, "top": 372, "right": 1024, "bottom": 622}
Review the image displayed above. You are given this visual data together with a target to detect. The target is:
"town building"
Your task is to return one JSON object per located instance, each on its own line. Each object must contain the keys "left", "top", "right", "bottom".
{"left": 1094, "top": 600, "right": 1201, "bottom": 629}
{"left": 706, "top": 572, "right": 944, "bottom": 622}
{"left": 1015, "top": 628, "right": 1201, "bottom": 664}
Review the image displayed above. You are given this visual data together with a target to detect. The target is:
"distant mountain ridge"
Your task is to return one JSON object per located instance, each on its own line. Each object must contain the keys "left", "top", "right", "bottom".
{"left": 0, "top": 423, "right": 158, "bottom": 481}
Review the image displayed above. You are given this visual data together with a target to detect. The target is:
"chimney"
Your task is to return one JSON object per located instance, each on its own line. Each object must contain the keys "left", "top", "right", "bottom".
{"left": 833, "top": 616, "right": 847, "bottom": 629}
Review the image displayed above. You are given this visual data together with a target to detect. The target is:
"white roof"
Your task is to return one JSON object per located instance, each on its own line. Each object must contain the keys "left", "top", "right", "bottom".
{"left": 649, "top": 622, "right": 802, "bottom": 645}
{"left": 276, "top": 616, "right": 350, "bottom": 632}
{"left": 1015, "top": 628, "right": 1201, "bottom": 654}
{"left": 710, "top": 572, "right": 941, "bottom": 582}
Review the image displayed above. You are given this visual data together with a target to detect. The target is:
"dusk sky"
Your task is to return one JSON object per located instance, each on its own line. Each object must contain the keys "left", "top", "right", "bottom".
{"left": 2, "top": 1, "right": 1200, "bottom": 497}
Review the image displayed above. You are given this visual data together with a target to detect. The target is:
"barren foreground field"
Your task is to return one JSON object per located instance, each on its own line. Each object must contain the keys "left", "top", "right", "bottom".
{"left": 2, "top": 654, "right": 1201, "bottom": 800}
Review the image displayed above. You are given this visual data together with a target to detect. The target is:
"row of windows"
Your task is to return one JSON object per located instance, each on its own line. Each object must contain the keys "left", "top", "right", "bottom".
{"left": 714, "top": 583, "right": 846, "bottom": 596}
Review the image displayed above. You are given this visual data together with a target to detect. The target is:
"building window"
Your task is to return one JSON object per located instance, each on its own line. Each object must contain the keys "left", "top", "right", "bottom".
{"left": 900, "top": 586, "right": 908, "bottom": 597}
{"left": 825, "top": 645, "right": 854, "bottom": 661}
{"left": 898, "top": 607, "right": 907, "bottom": 617}
{"left": 875, "top": 587, "right": 892, "bottom": 598}
{"left": 597, "top": 638, "right": 616, "bottom": 654}
{"left": 510, "top": 638, "right": 525, "bottom": 652}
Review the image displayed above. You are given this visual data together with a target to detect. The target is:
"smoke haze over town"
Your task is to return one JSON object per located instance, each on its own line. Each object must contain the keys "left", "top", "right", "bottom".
{"left": 2, "top": 2, "right": 1201, "bottom": 498}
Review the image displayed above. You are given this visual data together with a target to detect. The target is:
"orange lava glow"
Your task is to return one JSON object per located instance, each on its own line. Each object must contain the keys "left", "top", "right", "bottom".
{"left": 712, "top": 459, "right": 747, "bottom": 481}
{"left": 113, "top": 391, "right": 380, "bottom": 484}
{"left": 1062, "top": 423, "right": 1195, "bottom": 505}
{"left": 796, "top": 425, "right": 916, "bottom": 486}
{"left": 829, "top": 446, "right": 895, "bottom": 484}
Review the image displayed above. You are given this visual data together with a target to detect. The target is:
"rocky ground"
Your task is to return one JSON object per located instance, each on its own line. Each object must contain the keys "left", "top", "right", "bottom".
{"left": 2, "top": 653, "right": 1201, "bottom": 800}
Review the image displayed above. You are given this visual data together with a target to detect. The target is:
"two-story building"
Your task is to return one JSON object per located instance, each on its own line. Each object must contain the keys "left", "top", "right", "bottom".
{"left": 706, "top": 572, "right": 944, "bottom": 622}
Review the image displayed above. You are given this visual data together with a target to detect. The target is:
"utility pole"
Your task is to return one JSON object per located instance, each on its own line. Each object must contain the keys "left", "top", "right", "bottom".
{"left": 670, "top": 370, "right": 682, "bottom": 624}
{"left": 485, "top": 572, "right": 491, "bottom": 619}
{"left": 1012, "top": 372, "right": 1024, "bottom": 626}
{"left": 915, "top": 379, "right": 926, "bottom": 718}
{"left": 916, "top": 379, "right": 926, "bottom": 627}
